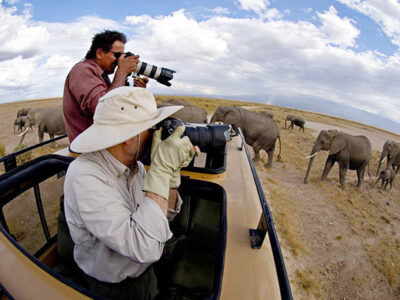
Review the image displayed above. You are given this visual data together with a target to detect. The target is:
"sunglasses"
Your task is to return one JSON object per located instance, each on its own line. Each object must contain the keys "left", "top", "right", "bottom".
{"left": 112, "top": 51, "right": 123, "bottom": 59}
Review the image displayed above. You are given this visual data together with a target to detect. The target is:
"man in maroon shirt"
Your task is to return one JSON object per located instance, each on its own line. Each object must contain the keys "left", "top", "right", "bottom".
{"left": 63, "top": 30, "right": 149, "bottom": 143}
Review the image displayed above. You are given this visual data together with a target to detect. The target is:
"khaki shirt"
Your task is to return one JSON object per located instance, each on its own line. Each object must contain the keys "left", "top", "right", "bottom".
{"left": 64, "top": 149, "right": 181, "bottom": 283}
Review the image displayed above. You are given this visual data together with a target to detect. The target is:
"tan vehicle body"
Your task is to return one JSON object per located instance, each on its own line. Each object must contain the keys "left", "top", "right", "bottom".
{"left": 0, "top": 135, "right": 284, "bottom": 299}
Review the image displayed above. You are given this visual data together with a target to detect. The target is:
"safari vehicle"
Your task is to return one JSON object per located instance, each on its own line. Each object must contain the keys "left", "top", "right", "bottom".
{"left": 0, "top": 126, "right": 292, "bottom": 299}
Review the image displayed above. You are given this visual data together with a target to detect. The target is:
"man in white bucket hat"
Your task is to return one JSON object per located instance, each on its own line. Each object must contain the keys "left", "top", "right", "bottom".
{"left": 63, "top": 86, "right": 197, "bottom": 299}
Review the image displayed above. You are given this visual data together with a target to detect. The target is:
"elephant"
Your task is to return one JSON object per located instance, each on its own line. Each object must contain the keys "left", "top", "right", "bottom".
{"left": 163, "top": 98, "right": 193, "bottom": 106}
{"left": 304, "top": 129, "right": 371, "bottom": 187}
{"left": 376, "top": 140, "right": 400, "bottom": 176}
{"left": 16, "top": 107, "right": 31, "bottom": 118}
{"left": 19, "top": 106, "right": 66, "bottom": 146}
{"left": 260, "top": 110, "right": 274, "bottom": 119}
{"left": 14, "top": 116, "right": 33, "bottom": 134}
{"left": 210, "top": 105, "right": 281, "bottom": 168}
{"left": 374, "top": 169, "right": 396, "bottom": 190}
{"left": 285, "top": 114, "right": 305, "bottom": 132}
{"left": 158, "top": 99, "right": 208, "bottom": 123}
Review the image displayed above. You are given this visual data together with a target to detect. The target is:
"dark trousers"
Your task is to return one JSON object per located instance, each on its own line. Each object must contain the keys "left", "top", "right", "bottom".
{"left": 83, "top": 266, "right": 158, "bottom": 300}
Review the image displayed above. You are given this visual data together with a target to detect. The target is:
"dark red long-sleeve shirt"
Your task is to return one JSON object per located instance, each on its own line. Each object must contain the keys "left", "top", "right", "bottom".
{"left": 63, "top": 59, "right": 111, "bottom": 142}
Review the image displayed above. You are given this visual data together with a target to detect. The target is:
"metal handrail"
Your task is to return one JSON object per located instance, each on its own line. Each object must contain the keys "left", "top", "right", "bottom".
{"left": 0, "top": 134, "right": 67, "bottom": 172}
{"left": 238, "top": 128, "right": 292, "bottom": 300}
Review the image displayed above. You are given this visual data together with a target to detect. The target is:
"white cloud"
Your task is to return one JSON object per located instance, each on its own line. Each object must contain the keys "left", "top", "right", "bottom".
{"left": 125, "top": 15, "right": 152, "bottom": 25}
{"left": 236, "top": 0, "right": 282, "bottom": 20}
{"left": 0, "top": 2, "right": 126, "bottom": 101}
{"left": 0, "top": 4, "right": 49, "bottom": 61}
{"left": 317, "top": 6, "right": 360, "bottom": 48}
{"left": 4, "top": 0, "right": 19, "bottom": 5}
{"left": 337, "top": 0, "right": 400, "bottom": 47}
{"left": 122, "top": 9, "right": 400, "bottom": 121}
{"left": 43, "top": 54, "right": 75, "bottom": 70}
{"left": 237, "top": 0, "right": 268, "bottom": 15}
{"left": 211, "top": 7, "right": 230, "bottom": 15}
{"left": 125, "top": 10, "right": 228, "bottom": 62}
{"left": 0, "top": 56, "right": 37, "bottom": 88}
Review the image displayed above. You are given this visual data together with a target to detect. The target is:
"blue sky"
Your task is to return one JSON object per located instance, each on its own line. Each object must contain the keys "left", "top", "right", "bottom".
{"left": 1, "top": 0, "right": 400, "bottom": 132}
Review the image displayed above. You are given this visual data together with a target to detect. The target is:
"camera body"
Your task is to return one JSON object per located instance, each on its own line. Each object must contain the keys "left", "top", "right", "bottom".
{"left": 125, "top": 52, "right": 175, "bottom": 87}
{"left": 141, "top": 118, "right": 231, "bottom": 166}
{"left": 156, "top": 118, "right": 231, "bottom": 152}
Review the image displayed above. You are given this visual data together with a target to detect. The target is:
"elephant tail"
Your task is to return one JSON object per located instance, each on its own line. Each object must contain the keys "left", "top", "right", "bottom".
{"left": 368, "top": 162, "right": 371, "bottom": 178}
{"left": 276, "top": 136, "right": 282, "bottom": 161}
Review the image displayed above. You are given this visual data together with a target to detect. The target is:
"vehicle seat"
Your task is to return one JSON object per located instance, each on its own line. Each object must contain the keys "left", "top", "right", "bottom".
{"left": 161, "top": 178, "right": 227, "bottom": 299}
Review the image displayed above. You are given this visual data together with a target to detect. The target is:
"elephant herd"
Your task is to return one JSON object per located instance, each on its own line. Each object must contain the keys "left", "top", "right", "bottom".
{"left": 207, "top": 105, "right": 399, "bottom": 191}
{"left": 303, "top": 130, "right": 399, "bottom": 190}
{"left": 11, "top": 100, "right": 400, "bottom": 191}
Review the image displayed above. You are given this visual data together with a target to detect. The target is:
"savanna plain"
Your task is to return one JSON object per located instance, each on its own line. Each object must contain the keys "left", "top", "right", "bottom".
{"left": 0, "top": 95, "right": 399, "bottom": 299}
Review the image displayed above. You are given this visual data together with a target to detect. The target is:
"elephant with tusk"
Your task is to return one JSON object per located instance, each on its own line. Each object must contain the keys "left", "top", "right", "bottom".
{"left": 210, "top": 105, "right": 281, "bottom": 168}
{"left": 18, "top": 106, "right": 66, "bottom": 147}
{"left": 304, "top": 129, "right": 371, "bottom": 188}
{"left": 13, "top": 116, "right": 33, "bottom": 134}
{"left": 376, "top": 140, "right": 400, "bottom": 176}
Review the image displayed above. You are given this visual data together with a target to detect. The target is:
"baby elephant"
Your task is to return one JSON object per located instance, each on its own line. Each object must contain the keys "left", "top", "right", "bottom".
{"left": 374, "top": 169, "right": 396, "bottom": 190}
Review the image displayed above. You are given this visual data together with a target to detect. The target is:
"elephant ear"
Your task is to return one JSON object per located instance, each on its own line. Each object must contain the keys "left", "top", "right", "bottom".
{"left": 224, "top": 109, "right": 241, "bottom": 125}
{"left": 329, "top": 134, "right": 348, "bottom": 155}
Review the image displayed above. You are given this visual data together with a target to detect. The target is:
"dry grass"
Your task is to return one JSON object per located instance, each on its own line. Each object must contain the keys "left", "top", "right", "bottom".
{"left": 366, "top": 238, "right": 400, "bottom": 293}
{"left": 266, "top": 183, "right": 307, "bottom": 257}
{"left": 295, "top": 268, "right": 322, "bottom": 298}
{"left": 13, "top": 144, "right": 32, "bottom": 165}
{"left": 0, "top": 141, "right": 5, "bottom": 157}
{"left": 155, "top": 94, "right": 256, "bottom": 114}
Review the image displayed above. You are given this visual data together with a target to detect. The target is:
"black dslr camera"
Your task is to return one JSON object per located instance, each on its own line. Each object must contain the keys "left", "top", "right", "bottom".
{"left": 142, "top": 118, "right": 231, "bottom": 165}
{"left": 156, "top": 118, "right": 231, "bottom": 152}
{"left": 125, "top": 52, "right": 175, "bottom": 87}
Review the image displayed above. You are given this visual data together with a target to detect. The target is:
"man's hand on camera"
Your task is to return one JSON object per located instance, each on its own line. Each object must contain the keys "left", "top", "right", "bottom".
{"left": 170, "top": 144, "right": 200, "bottom": 188}
{"left": 143, "top": 125, "right": 195, "bottom": 200}
{"left": 133, "top": 76, "right": 149, "bottom": 88}
{"left": 111, "top": 54, "right": 140, "bottom": 88}
{"left": 118, "top": 54, "right": 139, "bottom": 77}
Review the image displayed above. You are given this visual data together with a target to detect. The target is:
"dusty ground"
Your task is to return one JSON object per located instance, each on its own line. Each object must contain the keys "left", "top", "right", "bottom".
{"left": 0, "top": 96, "right": 399, "bottom": 299}
{"left": 246, "top": 106, "right": 400, "bottom": 299}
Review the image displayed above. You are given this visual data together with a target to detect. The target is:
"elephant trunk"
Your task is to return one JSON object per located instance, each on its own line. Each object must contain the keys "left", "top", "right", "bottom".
{"left": 304, "top": 145, "right": 319, "bottom": 184}
{"left": 376, "top": 150, "right": 387, "bottom": 176}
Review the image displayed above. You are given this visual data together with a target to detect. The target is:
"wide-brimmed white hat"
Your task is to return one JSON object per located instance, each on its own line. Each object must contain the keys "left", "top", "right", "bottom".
{"left": 70, "top": 87, "right": 183, "bottom": 153}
